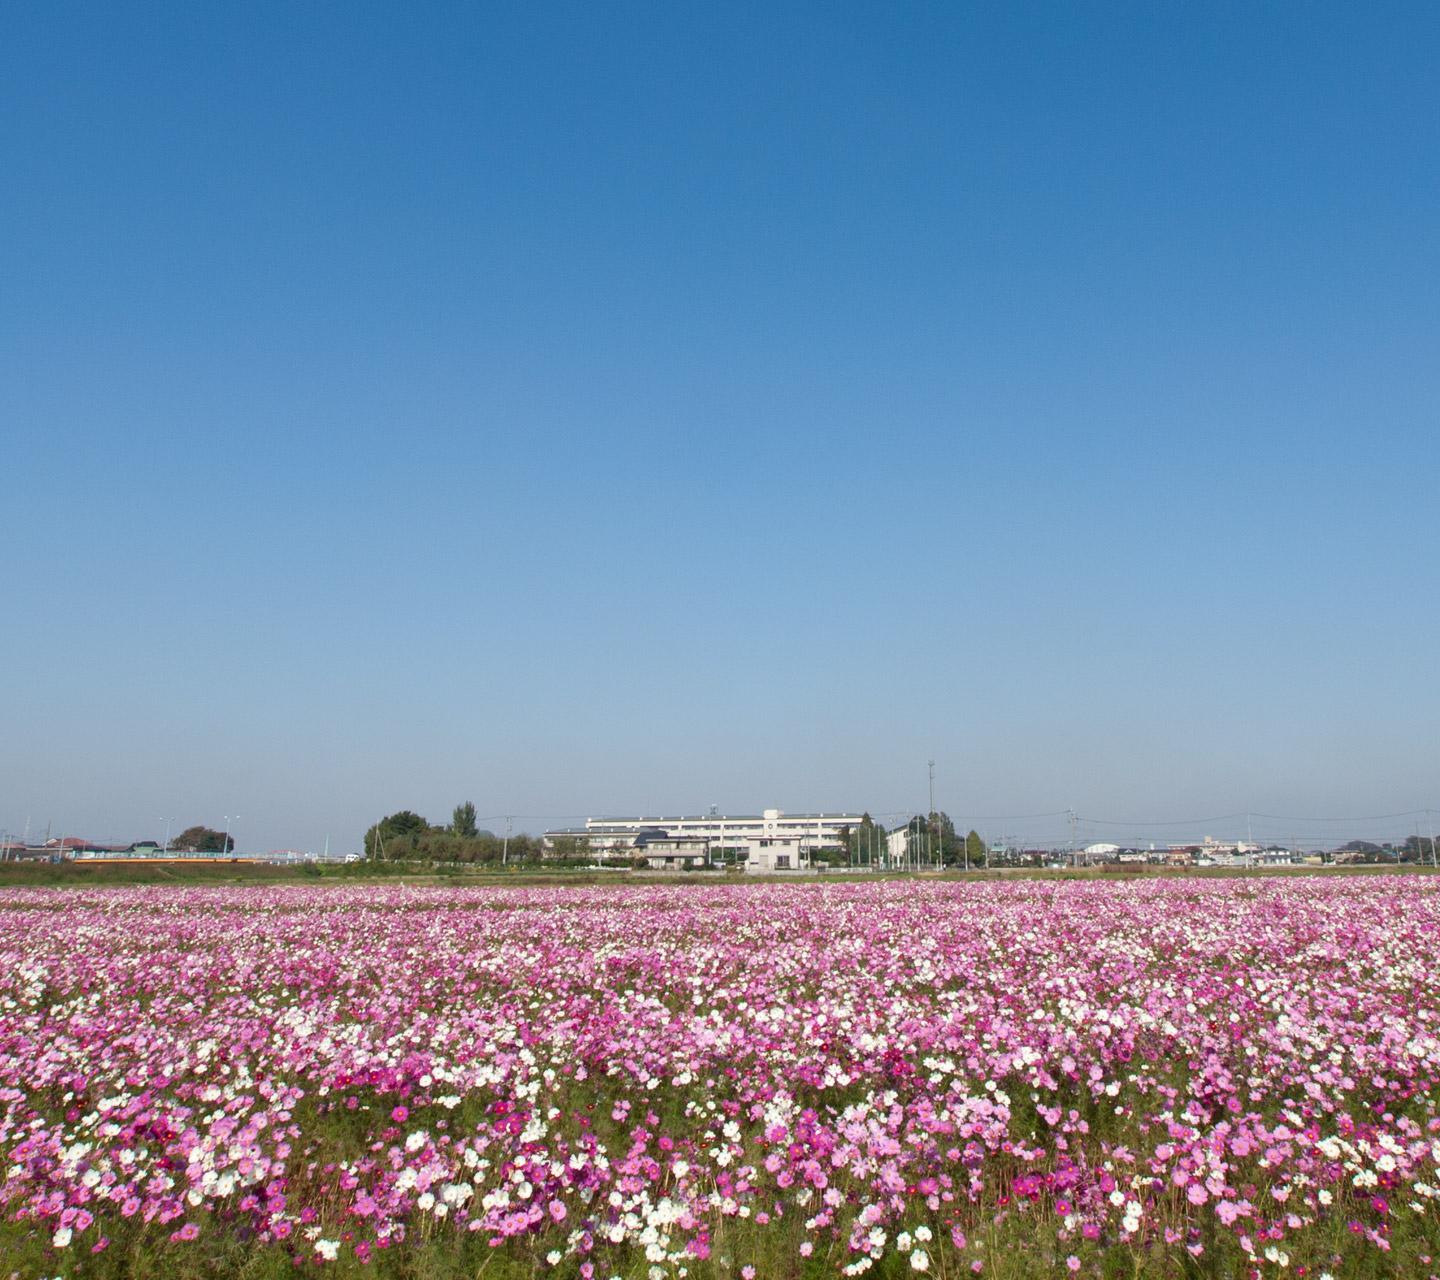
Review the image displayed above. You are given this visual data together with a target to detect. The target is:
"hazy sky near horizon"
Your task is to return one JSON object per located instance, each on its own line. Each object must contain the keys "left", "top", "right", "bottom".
{"left": 3, "top": 3, "right": 1438, "bottom": 854}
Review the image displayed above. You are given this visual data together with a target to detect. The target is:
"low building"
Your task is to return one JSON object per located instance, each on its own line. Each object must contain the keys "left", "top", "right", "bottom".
{"left": 635, "top": 836, "right": 712, "bottom": 870}
{"left": 744, "top": 834, "right": 806, "bottom": 873}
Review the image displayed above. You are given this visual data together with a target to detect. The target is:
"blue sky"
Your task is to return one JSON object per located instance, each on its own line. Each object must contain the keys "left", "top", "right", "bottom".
{"left": 3, "top": 3, "right": 1438, "bottom": 854}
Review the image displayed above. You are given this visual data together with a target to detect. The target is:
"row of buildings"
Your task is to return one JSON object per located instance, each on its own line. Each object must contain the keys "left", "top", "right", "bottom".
{"left": 1075, "top": 839, "right": 1323, "bottom": 868}
{"left": 0, "top": 837, "right": 238, "bottom": 861}
{"left": 540, "top": 818, "right": 1340, "bottom": 872}
{"left": 544, "top": 810, "right": 863, "bottom": 873}
{"left": 0, "top": 837, "right": 166, "bottom": 861}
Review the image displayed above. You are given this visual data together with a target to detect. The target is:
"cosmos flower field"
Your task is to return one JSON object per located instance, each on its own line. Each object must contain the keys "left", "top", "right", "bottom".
{"left": 3, "top": 878, "right": 1439, "bottom": 1279}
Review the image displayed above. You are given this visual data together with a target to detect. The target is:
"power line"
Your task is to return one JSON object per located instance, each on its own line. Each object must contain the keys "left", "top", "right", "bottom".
{"left": 1077, "top": 811, "right": 1248, "bottom": 828}
{"left": 1248, "top": 808, "right": 1437, "bottom": 823}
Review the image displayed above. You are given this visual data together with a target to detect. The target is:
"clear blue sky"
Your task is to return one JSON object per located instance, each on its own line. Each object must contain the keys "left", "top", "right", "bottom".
{"left": 3, "top": 3, "right": 1438, "bottom": 854}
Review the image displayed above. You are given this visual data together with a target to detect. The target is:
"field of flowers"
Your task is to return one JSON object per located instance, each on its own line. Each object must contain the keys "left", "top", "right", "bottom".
{"left": 3, "top": 876, "right": 1439, "bottom": 1279}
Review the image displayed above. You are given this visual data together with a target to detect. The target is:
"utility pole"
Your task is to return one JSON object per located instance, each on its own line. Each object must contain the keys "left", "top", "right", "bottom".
{"left": 1068, "top": 808, "right": 1078, "bottom": 867}
{"left": 502, "top": 816, "right": 512, "bottom": 865}
{"left": 1429, "top": 809, "right": 1437, "bottom": 870}
{"left": 928, "top": 760, "right": 935, "bottom": 869}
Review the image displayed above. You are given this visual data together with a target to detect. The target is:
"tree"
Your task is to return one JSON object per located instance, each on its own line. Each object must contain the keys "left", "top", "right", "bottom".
{"left": 900, "top": 812, "right": 962, "bottom": 864}
{"left": 844, "top": 813, "right": 889, "bottom": 864}
{"left": 364, "top": 810, "right": 431, "bottom": 860}
{"left": 965, "top": 829, "right": 986, "bottom": 867}
{"left": 451, "top": 802, "right": 478, "bottom": 839}
{"left": 1402, "top": 834, "right": 1437, "bottom": 863}
{"left": 929, "top": 811, "right": 961, "bottom": 863}
{"left": 550, "top": 835, "right": 592, "bottom": 860}
{"left": 170, "top": 825, "right": 234, "bottom": 854}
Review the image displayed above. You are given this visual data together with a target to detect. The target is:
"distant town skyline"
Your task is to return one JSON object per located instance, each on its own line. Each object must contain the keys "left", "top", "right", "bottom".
{"left": 4, "top": 4, "right": 1438, "bottom": 858}
{"left": 7, "top": 798, "right": 1438, "bottom": 862}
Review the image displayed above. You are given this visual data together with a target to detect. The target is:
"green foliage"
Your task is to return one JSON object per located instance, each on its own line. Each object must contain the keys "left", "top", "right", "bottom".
{"left": 450, "top": 801, "right": 478, "bottom": 838}
{"left": 1402, "top": 833, "right": 1438, "bottom": 862}
{"left": 842, "top": 813, "right": 890, "bottom": 864}
{"left": 899, "top": 812, "right": 963, "bottom": 863}
{"left": 366, "top": 830, "right": 551, "bottom": 865}
{"left": 930, "top": 811, "right": 962, "bottom": 863}
{"left": 363, "top": 810, "right": 432, "bottom": 859}
{"left": 169, "top": 825, "right": 234, "bottom": 853}
{"left": 965, "top": 828, "right": 986, "bottom": 867}
{"left": 382, "top": 810, "right": 430, "bottom": 838}
{"left": 549, "top": 835, "right": 592, "bottom": 859}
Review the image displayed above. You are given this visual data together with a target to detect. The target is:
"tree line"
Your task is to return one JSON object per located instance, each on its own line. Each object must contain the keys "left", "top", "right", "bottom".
{"left": 363, "top": 805, "right": 994, "bottom": 867}
{"left": 364, "top": 805, "right": 554, "bottom": 864}
{"left": 839, "top": 812, "right": 987, "bottom": 867}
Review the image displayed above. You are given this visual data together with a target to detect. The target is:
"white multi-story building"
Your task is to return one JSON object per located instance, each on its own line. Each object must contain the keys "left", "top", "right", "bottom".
{"left": 544, "top": 809, "right": 861, "bottom": 861}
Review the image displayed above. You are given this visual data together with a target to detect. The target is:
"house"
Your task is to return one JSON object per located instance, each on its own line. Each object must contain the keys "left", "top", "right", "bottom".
{"left": 744, "top": 833, "right": 806, "bottom": 873}
{"left": 635, "top": 836, "right": 711, "bottom": 870}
